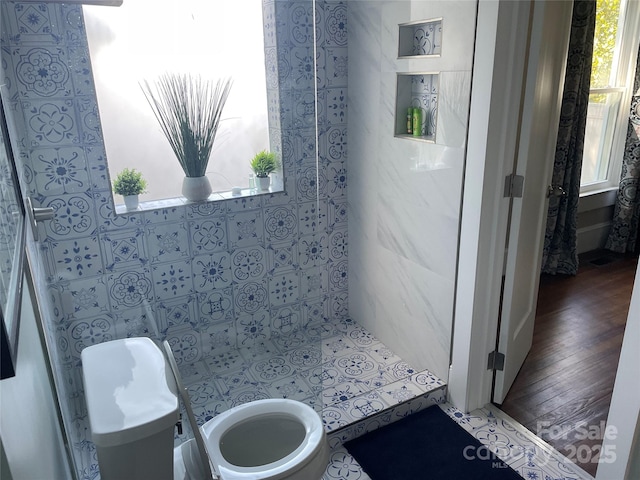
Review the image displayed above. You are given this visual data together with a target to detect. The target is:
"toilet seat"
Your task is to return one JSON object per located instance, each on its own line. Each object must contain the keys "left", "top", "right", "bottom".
{"left": 202, "top": 399, "right": 327, "bottom": 480}
{"left": 162, "top": 341, "right": 328, "bottom": 480}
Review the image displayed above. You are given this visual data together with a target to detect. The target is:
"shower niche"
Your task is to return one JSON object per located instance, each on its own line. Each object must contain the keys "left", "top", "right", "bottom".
{"left": 398, "top": 18, "right": 442, "bottom": 58}
{"left": 394, "top": 72, "right": 439, "bottom": 143}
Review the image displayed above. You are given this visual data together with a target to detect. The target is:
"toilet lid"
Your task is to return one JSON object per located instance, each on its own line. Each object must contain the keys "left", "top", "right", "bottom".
{"left": 81, "top": 338, "right": 179, "bottom": 447}
{"left": 162, "top": 341, "right": 218, "bottom": 480}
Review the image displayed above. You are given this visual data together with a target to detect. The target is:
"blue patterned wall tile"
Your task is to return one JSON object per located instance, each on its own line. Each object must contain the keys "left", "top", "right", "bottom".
{"left": 43, "top": 192, "right": 96, "bottom": 240}
{"left": 65, "top": 315, "right": 116, "bottom": 358}
{"left": 268, "top": 271, "right": 300, "bottom": 306}
{"left": 262, "top": 1, "right": 277, "bottom": 49}
{"left": 58, "top": 4, "right": 85, "bottom": 46}
{"left": 325, "top": 47, "right": 347, "bottom": 87}
{"left": 325, "top": 88, "right": 347, "bottom": 126}
{"left": 323, "top": 125, "right": 347, "bottom": 162}
{"left": 12, "top": 46, "right": 72, "bottom": 98}
{"left": 186, "top": 200, "right": 228, "bottom": 218}
{"left": 84, "top": 146, "right": 108, "bottom": 190}
{"left": 189, "top": 217, "right": 227, "bottom": 253}
{"left": 234, "top": 280, "right": 269, "bottom": 315}
{"left": 226, "top": 195, "right": 263, "bottom": 212}
{"left": 143, "top": 206, "right": 186, "bottom": 225}
{"left": 100, "top": 229, "right": 146, "bottom": 269}
{"left": 298, "top": 232, "right": 328, "bottom": 268}
{"left": 75, "top": 96, "right": 101, "bottom": 144}
{"left": 267, "top": 241, "right": 298, "bottom": 273}
{"left": 291, "top": 88, "right": 319, "bottom": 128}
{"left": 264, "top": 204, "right": 298, "bottom": 242}
{"left": 45, "top": 235, "right": 103, "bottom": 280}
{"left": 112, "top": 304, "right": 158, "bottom": 339}
{"left": 22, "top": 98, "right": 79, "bottom": 146}
{"left": 3, "top": 3, "right": 62, "bottom": 45}
{"left": 31, "top": 146, "right": 89, "bottom": 195}
{"left": 192, "top": 252, "right": 232, "bottom": 292}
{"left": 62, "top": 276, "right": 110, "bottom": 320}
{"left": 166, "top": 327, "right": 202, "bottom": 365}
{"left": 296, "top": 164, "right": 327, "bottom": 201}
{"left": 197, "top": 288, "right": 234, "bottom": 324}
{"left": 145, "top": 222, "right": 190, "bottom": 263}
{"left": 107, "top": 268, "right": 153, "bottom": 311}
{"left": 331, "top": 291, "right": 349, "bottom": 320}
{"left": 236, "top": 309, "right": 271, "bottom": 347}
{"left": 323, "top": 2, "right": 347, "bottom": 47}
{"left": 201, "top": 320, "right": 236, "bottom": 355}
{"left": 227, "top": 210, "right": 265, "bottom": 248}
{"left": 302, "top": 297, "right": 329, "bottom": 326}
{"left": 285, "top": 2, "right": 315, "bottom": 49}
{"left": 301, "top": 266, "right": 328, "bottom": 298}
{"left": 152, "top": 260, "right": 193, "bottom": 300}
{"left": 94, "top": 191, "right": 143, "bottom": 232}
{"left": 156, "top": 295, "right": 197, "bottom": 334}
{"left": 329, "top": 228, "right": 347, "bottom": 261}
{"left": 298, "top": 199, "right": 328, "bottom": 235}
{"left": 271, "top": 304, "right": 302, "bottom": 336}
{"left": 66, "top": 46, "right": 94, "bottom": 96}
{"left": 327, "top": 161, "right": 347, "bottom": 197}
{"left": 231, "top": 246, "right": 267, "bottom": 283}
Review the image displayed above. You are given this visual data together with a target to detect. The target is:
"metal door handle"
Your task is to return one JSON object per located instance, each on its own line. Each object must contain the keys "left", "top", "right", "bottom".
{"left": 547, "top": 185, "right": 567, "bottom": 198}
{"left": 26, "top": 197, "right": 54, "bottom": 241}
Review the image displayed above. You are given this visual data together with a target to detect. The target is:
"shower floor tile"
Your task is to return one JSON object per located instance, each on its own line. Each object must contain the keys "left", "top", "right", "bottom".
{"left": 174, "top": 317, "right": 446, "bottom": 434}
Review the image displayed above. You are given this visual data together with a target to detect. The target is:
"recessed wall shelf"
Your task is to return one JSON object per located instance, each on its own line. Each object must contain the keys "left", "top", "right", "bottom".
{"left": 398, "top": 18, "right": 442, "bottom": 58}
{"left": 395, "top": 72, "right": 439, "bottom": 143}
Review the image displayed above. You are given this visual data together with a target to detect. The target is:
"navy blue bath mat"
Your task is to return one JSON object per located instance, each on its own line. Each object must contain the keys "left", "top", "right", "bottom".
{"left": 344, "top": 406, "right": 522, "bottom": 480}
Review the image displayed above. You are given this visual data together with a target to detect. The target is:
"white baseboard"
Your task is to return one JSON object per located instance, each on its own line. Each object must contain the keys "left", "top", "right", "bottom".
{"left": 577, "top": 221, "right": 611, "bottom": 254}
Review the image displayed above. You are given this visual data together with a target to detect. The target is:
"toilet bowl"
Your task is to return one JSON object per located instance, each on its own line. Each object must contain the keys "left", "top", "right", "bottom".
{"left": 81, "top": 337, "right": 329, "bottom": 480}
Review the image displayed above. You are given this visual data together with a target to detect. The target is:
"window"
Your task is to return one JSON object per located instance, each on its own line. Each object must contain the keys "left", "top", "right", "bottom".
{"left": 580, "top": 0, "right": 639, "bottom": 194}
{"left": 83, "top": 0, "right": 271, "bottom": 204}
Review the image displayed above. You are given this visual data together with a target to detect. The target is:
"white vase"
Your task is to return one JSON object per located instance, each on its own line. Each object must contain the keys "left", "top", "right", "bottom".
{"left": 123, "top": 195, "right": 139, "bottom": 211}
{"left": 257, "top": 176, "right": 270, "bottom": 192}
{"left": 182, "top": 176, "right": 212, "bottom": 202}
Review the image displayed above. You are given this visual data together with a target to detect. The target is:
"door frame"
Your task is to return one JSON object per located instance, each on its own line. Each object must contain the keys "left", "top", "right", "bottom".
{"left": 450, "top": 0, "right": 640, "bottom": 476}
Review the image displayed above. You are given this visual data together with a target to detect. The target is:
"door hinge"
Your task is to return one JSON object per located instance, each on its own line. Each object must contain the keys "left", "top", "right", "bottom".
{"left": 503, "top": 174, "right": 524, "bottom": 198}
{"left": 487, "top": 350, "right": 505, "bottom": 371}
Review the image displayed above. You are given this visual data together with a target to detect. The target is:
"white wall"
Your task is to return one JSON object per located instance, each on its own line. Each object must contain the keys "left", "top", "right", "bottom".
{"left": 596, "top": 262, "right": 640, "bottom": 480}
{"left": 0, "top": 270, "right": 72, "bottom": 480}
{"left": 347, "top": 0, "right": 476, "bottom": 380}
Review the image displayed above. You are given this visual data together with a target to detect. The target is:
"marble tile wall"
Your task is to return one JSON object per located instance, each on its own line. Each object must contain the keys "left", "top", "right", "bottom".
{"left": 347, "top": 0, "right": 476, "bottom": 381}
{"left": 1, "top": 0, "right": 347, "bottom": 474}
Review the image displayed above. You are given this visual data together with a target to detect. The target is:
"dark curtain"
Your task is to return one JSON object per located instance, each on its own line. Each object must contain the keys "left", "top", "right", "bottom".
{"left": 605, "top": 46, "right": 640, "bottom": 254}
{"left": 541, "top": 0, "right": 596, "bottom": 275}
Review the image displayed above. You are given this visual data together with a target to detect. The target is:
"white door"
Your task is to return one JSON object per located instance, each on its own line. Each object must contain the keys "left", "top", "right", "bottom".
{"left": 492, "top": 0, "right": 574, "bottom": 404}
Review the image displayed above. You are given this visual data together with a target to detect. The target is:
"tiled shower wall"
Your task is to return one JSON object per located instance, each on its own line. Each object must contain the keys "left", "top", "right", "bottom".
{"left": 1, "top": 0, "right": 346, "bottom": 467}
{"left": 347, "top": 0, "right": 476, "bottom": 381}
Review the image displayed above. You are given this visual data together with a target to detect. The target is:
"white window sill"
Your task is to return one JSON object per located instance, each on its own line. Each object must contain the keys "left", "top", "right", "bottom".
{"left": 578, "top": 187, "right": 618, "bottom": 212}
{"left": 114, "top": 186, "right": 280, "bottom": 214}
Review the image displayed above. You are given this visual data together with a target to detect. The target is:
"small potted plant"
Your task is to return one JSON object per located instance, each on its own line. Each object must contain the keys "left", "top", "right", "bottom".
{"left": 249, "top": 150, "right": 280, "bottom": 192}
{"left": 112, "top": 168, "right": 147, "bottom": 211}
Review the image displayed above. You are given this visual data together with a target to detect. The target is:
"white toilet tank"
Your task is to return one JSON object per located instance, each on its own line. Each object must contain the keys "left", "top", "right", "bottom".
{"left": 81, "top": 337, "right": 179, "bottom": 480}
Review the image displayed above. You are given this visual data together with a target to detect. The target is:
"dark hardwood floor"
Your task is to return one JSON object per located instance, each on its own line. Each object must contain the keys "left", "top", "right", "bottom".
{"left": 499, "top": 250, "right": 638, "bottom": 478}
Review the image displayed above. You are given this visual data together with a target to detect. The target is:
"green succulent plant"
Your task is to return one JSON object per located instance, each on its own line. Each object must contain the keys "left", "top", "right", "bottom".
{"left": 112, "top": 168, "right": 147, "bottom": 196}
{"left": 249, "top": 150, "right": 280, "bottom": 178}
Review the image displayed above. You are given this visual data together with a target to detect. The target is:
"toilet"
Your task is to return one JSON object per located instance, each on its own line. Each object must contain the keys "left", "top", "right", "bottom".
{"left": 81, "top": 337, "right": 329, "bottom": 480}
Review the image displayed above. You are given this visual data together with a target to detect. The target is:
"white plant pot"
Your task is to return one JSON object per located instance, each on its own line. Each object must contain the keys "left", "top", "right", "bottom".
{"left": 123, "top": 195, "right": 139, "bottom": 211}
{"left": 182, "top": 176, "right": 212, "bottom": 202}
{"left": 257, "top": 176, "right": 270, "bottom": 192}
